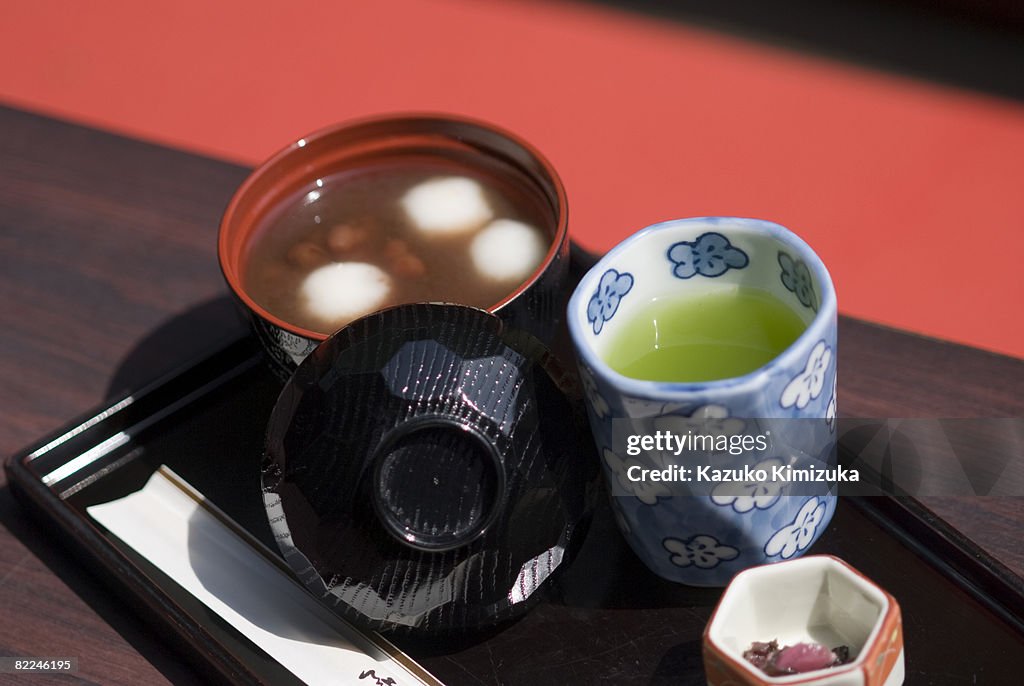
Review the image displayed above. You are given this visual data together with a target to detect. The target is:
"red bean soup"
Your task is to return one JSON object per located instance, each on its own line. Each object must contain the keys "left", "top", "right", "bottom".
{"left": 242, "top": 157, "right": 553, "bottom": 336}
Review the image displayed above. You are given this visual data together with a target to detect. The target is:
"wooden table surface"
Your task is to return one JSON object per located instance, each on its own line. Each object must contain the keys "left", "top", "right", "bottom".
{"left": 1, "top": 104, "right": 1022, "bottom": 685}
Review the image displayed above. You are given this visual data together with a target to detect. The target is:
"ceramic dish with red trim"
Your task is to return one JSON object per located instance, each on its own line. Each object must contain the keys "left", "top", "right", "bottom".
{"left": 704, "top": 555, "right": 904, "bottom": 686}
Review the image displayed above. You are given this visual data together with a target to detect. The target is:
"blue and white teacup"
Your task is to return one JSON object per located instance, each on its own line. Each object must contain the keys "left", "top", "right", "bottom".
{"left": 567, "top": 217, "right": 838, "bottom": 586}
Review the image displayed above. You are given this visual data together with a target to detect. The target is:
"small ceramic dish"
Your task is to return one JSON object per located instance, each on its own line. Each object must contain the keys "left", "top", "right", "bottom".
{"left": 704, "top": 555, "right": 904, "bottom": 685}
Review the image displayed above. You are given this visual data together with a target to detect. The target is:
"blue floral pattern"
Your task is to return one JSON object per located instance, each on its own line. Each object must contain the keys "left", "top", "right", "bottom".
{"left": 764, "top": 497, "right": 827, "bottom": 559}
{"left": 780, "top": 340, "right": 832, "bottom": 410}
{"left": 654, "top": 404, "right": 743, "bottom": 434}
{"left": 667, "top": 232, "right": 748, "bottom": 279}
{"left": 826, "top": 375, "right": 837, "bottom": 433}
{"left": 664, "top": 534, "right": 740, "bottom": 569}
{"left": 603, "top": 449, "right": 668, "bottom": 505}
{"left": 710, "top": 458, "right": 785, "bottom": 513}
{"left": 650, "top": 405, "right": 745, "bottom": 466}
{"left": 778, "top": 251, "right": 818, "bottom": 312}
{"left": 587, "top": 269, "right": 633, "bottom": 334}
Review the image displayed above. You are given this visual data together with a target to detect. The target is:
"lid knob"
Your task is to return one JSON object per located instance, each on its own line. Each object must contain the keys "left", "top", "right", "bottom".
{"left": 371, "top": 417, "right": 505, "bottom": 551}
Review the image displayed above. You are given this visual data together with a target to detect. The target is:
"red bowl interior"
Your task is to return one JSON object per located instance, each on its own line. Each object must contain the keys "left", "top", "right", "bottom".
{"left": 218, "top": 113, "right": 569, "bottom": 340}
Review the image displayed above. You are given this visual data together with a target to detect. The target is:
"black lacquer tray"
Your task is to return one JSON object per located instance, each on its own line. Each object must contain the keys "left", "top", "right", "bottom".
{"left": 6, "top": 250, "right": 1023, "bottom": 685}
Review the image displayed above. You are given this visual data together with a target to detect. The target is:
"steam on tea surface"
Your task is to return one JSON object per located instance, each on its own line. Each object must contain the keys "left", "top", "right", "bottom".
{"left": 603, "top": 287, "right": 806, "bottom": 383}
{"left": 243, "top": 159, "right": 551, "bottom": 335}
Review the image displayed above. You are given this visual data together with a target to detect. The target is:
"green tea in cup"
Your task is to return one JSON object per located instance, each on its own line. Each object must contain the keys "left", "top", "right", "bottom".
{"left": 602, "top": 285, "right": 806, "bottom": 383}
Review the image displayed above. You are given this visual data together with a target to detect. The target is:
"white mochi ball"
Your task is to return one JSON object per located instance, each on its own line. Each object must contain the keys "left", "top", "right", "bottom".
{"left": 300, "top": 262, "right": 391, "bottom": 324}
{"left": 470, "top": 219, "right": 548, "bottom": 282}
{"left": 400, "top": 176, "right": 493, "bottom": 235}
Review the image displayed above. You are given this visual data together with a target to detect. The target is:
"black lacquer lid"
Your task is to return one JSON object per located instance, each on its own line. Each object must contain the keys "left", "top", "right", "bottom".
{"left": 262, "top": 303, "right": 598, "bottom": 635}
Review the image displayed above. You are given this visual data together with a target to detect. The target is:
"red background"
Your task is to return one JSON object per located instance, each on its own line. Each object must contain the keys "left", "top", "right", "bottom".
{"left": 3, "top": 0, "right": 1022, "bottom": 358}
